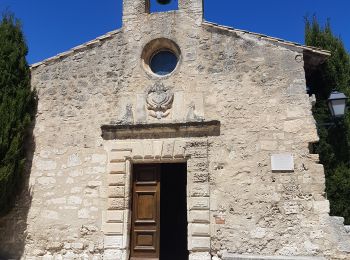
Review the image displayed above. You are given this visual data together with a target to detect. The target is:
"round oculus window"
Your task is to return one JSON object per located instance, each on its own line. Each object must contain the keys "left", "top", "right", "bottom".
{"left": 149, "top": 50, "right": 178, "bottom": 76}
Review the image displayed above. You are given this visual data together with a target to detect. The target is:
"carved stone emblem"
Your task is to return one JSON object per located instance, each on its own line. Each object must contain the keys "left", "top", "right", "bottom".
{"left": 146, "top": 82, "right": 174, "bottom": 119}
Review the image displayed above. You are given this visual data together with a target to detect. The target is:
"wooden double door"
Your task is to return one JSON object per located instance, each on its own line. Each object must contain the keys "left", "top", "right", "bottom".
{"left": 130, "top": 163, "right": 188, "bottom": 260}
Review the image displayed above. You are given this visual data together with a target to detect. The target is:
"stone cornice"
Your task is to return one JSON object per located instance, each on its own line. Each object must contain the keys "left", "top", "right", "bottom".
{"left": 101, "top": 121, "right": 221, "bottom": 140}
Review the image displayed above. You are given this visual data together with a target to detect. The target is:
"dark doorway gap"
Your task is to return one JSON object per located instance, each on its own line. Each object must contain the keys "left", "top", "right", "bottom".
{"left": 160, "top": 163, "right": 188, "bottom": 260}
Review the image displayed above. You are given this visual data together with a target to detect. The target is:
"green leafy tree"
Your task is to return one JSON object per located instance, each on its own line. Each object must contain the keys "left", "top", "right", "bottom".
{"left": 0, "top": 13, "right": 35, "bottom": 215}
{"left": 305, "top": 16, "right": 350, "bottom": 224}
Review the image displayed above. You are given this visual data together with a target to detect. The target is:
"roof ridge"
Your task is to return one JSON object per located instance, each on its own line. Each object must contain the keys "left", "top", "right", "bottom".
{"left": 30, "top": 28, "right": 122, "bottom": 69}
{"left": 202, "top": 21, "right": 331, "bottom": 56}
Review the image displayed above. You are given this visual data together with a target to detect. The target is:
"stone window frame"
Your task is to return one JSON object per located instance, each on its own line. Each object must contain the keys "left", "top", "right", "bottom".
{"left": 141, "top": 38, "right": 182, "bottom": 79}
{"left": 102, "top": 138, "right": 211, "bottom": 260}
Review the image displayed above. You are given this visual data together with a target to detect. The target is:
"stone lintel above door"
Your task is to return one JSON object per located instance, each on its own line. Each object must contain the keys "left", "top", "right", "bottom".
{"left": 101, "top": 120, "right": 220, "bottom": 140}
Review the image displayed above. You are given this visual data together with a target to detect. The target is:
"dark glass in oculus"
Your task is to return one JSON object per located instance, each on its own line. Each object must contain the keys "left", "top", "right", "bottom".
{"left": 150, "top": 51, "right": 178, "bottom": 76}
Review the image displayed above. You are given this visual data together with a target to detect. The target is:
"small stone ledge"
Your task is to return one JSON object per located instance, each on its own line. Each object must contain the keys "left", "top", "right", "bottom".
{"left": 222, "top": 253, "right": 326, "bottom": 260}
{"left": 101, "top": 121, "right": 220, "bottom": 140}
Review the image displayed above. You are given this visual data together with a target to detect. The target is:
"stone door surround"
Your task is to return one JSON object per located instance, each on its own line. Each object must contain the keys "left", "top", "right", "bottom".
{"left": 102, "top": 138, "right": 212, "bottom": 260}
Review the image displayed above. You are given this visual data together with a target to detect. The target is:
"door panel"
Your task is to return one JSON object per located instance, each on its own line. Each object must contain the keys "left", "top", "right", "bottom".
{"left": 135, "top": 192, "right": 157, "bottom": 223}
{"left": 134, "top": 230, "right": 157, "bottom": 250}
{"left": 130, "top": 164, "right": 160, "bottom": 260}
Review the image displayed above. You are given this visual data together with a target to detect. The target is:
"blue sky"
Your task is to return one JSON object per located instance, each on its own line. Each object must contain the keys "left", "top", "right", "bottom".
{"left": 0, "top": 0, "right": 349, "bottom": 65}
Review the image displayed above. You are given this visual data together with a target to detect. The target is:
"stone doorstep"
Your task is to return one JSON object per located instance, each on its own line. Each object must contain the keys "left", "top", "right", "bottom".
{"left": 222, "top": 253, "right": 326, "bottom": 260}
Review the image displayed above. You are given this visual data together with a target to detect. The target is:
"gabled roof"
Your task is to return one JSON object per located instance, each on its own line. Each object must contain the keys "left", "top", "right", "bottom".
{"left": 202, "top": 21, "right": 330, "bottom": 68}
{"left": 30, "top": 29, "right": 122, "bottom": 69}
{"left": 202, "top": 21, "right": 330, "bottom": 57}
{"left": 30, "top": 21, "right": 330, "bottom": 70}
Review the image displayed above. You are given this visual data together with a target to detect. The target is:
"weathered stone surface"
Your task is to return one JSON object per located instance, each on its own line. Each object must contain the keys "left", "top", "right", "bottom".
{"left": 108, "top": 186, "right": 125, "bottom": 198}
{"left": 103, "top": 249, "right": 123, "bottom": 260}
{"left": 345, "top": 226, "right": 350, "bottom": 234}
{"left": 313, "top": 200, "right": 330, "bottom": 214}
{"left": 174, "top": 140, "right": 186, "bottom": 158}
{"left": 189, "top": 210, "right": 210, "bottom": 223}
{"left": 223, "top": 254, "right": 326, "bottom": 260}
{"left": 102, "top": 223, "right": 123, "bottom": 235}
{"left": 91, "top": 154, "right": 107, "bottom": 164}
{"left": 35, "top": 159, "right": 57, "bottom": 171}
{"left": 104, "top": 235, "right": 123, "bottom": 249}
{"left": 107, "top": 173, "right": 125, "bottom": 186}
{"left": 67, "top": 153, "right": 82, "bottom": 168}
{"left": 108, "top": 163, "right": 126, "bottom": 174}
{"left": 327, "top": 217, "right": 350, "bottom": 253}
{"left": 188, "top": 236, "right": 210, "bottom": 251}
{"left": 103, "top": 210, "right": 124, "bottom": 223}
{"left": 78, "top": 208, "right": 90, "bottom": 219}
{"left": 71, "top": 242, "right": 84, "bottom": 250}
{"left": 190, "top": 183, "right": 210, "bottom": 197}
{"left": 189, "top": 223, "right": 210, "bottom": 236}
{"left": 190, "top": 197, "right": 210, "bottom": 210}
{"left": 110, "top": 150, "right": 131, "bottom": 162}
{"left": 153, "top": 140, "right": 163, "bottom": 158}
{"left": 108, "top": 198, "right": 125, "bottom": 210}
{"left": 0, "top": 0, "right": 347, "bottom": 259}
{"left": 189, "top": 252, "right": 212, "bottom": 260}
{"left": 46, "top": 241, "right": 63, "bottom": 251}
{"left": 161, "top": 140, "right": 174, "bottom": 158}
{"left": 67, "top": 196, "right": 82, "bottom": 205}
{"left": 37, "top": 177, "right": 56, "bottom": 186}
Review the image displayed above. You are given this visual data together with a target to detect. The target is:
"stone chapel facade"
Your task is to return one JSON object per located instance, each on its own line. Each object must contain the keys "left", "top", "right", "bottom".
{"left": 1, "top": 0, "right": 350, "bottom": 259}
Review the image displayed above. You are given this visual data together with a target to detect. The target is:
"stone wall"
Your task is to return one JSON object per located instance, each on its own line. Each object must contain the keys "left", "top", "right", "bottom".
{"left": 0, "top": 0, "right": 349, "bottom": 259}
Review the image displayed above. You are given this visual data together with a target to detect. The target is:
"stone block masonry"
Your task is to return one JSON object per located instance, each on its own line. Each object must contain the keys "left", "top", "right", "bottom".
{"left": 0, "top": 0, "right": 348, "bottom": 259}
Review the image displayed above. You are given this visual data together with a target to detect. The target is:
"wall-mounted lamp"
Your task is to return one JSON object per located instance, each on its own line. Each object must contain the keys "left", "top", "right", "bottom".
{"left": 328, "top": 91, "right": 348, "bottom": 119}
{"left": 316, "top": 91, "right": 348, "bottom": 129}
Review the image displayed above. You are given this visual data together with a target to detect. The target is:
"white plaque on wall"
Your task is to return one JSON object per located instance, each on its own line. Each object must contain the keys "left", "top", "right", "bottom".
{"left": 271, "top": 154, "right": 294, "bottom": 172}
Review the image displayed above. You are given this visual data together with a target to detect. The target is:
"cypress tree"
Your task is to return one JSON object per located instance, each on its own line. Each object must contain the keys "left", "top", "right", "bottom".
{"left": 305, "top": 16, "right": 350, "bottom": 224}
{"left": 0, "top": 13, "right": 35, "bottom": 215}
